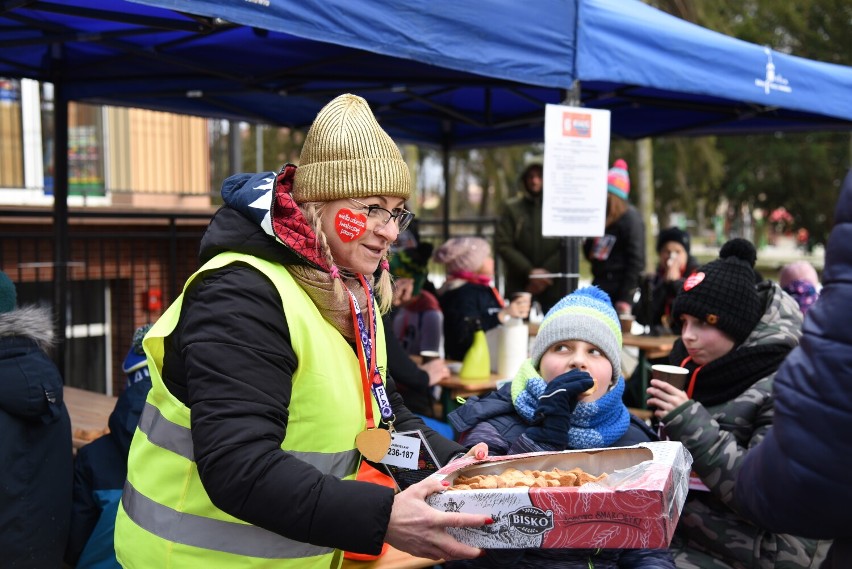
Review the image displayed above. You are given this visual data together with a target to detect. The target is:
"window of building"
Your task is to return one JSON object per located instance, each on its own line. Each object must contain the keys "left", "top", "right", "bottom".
{"left": 0, "top": 78, "right": 24, "bottom": 188}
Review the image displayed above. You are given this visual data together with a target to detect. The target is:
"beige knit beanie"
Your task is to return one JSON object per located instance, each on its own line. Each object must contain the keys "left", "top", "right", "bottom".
{"left": 292, "top": 93, "right": 412, "bottom": 203}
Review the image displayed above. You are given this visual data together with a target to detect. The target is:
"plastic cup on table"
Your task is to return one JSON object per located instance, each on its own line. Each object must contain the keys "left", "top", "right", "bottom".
{"left": 420, "top": 350, "right": 441, "bottom": 364}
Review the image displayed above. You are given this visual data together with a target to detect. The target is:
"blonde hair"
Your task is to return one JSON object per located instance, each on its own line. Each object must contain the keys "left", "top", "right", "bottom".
{"left": 605, "top": 192, "right": 628, "bottom": 228}
{"left": 302, "top": 202, "right": 394, "bottom": 314}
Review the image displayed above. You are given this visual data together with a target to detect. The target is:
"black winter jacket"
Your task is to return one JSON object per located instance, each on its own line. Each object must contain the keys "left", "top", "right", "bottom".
{"left": 736, "top": 169, "right": 852, "bottom": 569}
{"left": 583, "top": 205, "right": 646, "bottom": 306}
{"left": 159, "top": 174, "right": 466, "bottom": 556}
{"left": 438, "top": 281, "right": 503, "bottom": 361}
{"left": 0, "top": 306, "right": 72, "bottom": 568}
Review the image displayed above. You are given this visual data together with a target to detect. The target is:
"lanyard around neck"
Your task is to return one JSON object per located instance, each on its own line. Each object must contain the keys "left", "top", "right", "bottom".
{"left": 343, "top": 275, "right": 393, "bottom": 428}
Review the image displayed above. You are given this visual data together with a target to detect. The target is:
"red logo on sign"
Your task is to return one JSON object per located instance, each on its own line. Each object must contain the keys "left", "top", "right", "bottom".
{"left": 562, "top": 112, "right": 592, "bottom": 138}
{"left": 335, "top": 208, "right": 368, "bottom": 242}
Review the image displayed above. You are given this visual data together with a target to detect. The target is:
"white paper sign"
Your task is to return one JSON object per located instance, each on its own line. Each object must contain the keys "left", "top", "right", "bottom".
{"left": 542, "top": 104, "right": 611, "bottom": 237}
{"left": 380, "top": 432, "right": 421, "bottom": 469}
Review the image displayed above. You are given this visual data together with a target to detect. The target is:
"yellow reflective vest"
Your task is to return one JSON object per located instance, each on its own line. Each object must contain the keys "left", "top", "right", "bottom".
{"left": 115, "top": 252, "right": 386, "bottom": 568}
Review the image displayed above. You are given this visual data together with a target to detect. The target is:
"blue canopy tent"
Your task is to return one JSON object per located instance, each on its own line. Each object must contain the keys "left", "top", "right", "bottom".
{"left": 2, "top": 0, "right": 851, "bottom": 144}
{"left": 2, "top": 0, "right": 851, "bottom": 367}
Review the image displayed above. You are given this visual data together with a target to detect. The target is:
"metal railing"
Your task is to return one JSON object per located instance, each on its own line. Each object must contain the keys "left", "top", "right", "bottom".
{"left": 0, "top": 208, "right": 498, "bottom": 395}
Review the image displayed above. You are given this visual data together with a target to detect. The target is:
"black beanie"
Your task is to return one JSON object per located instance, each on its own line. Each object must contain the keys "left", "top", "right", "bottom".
{"left": 719, "top": 238, "right": 757, "bottom": 267}
{"left": 671, "top": 248, "right": 762, "bottom": 345}
{"left": 656, "top": 227, "right": 691, "bottom": 255}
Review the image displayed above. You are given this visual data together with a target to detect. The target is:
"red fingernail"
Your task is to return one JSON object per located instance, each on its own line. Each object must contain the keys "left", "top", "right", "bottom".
{"left": 441, "top": 480, "right": 450, "bottom": 487}
{"left": 484, "top": 518, "right": 494, "bottom": 525}
{"left": 478, "top": 550, "right": 488, "bottom": 558}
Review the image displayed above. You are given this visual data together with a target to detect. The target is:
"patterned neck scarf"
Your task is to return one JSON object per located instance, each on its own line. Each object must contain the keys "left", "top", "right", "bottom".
{"left": 287, "top": 264, "right": 370, "bottom": 343}
{"left": 511, "top": 359, "right": 630, "bottom": 449}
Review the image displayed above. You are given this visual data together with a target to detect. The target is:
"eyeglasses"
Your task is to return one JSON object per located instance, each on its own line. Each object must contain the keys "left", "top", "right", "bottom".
{"left": 349, "top": 198, "right": 414, "bottom": 233}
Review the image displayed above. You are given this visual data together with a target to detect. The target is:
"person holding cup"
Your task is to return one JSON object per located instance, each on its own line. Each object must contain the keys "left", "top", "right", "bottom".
{"left": 645, "top": 241, "right": 830, "bottom": 569}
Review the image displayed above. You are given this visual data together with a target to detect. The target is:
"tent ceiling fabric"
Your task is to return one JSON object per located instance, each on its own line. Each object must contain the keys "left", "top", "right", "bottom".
{"left": 1, "top": 0, "right": 851, "bottom": 146}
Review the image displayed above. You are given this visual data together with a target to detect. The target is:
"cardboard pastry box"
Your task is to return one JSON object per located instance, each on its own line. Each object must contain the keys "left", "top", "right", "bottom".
{"left": 426, "top": 441, "right": 691, "bottom": 549}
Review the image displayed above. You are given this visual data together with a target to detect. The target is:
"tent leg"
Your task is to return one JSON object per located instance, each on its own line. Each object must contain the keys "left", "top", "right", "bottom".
{"left": 441, "top": 137, "right": 450, "bottom": 242}
{"left": 53, "top": 84, "right": 69, "bottom": 375}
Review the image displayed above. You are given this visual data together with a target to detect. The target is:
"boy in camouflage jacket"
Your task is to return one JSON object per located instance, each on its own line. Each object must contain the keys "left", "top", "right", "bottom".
{"left": 646, "top": 244, "right": 831, "bottom": 568}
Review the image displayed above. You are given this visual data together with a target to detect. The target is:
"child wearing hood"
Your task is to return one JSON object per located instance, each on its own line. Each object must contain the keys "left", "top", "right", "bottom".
{"left": 446, "top": 286, "right": 673, "bottom": 569}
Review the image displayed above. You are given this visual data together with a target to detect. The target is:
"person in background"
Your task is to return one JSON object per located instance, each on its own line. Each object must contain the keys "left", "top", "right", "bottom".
{"left": 583, "top": 159, "right": 646, "bottom": 314}
{"left": 735, "top": 169, "right": 852, "bottom": 569}
{"left": 778, "top": 259, "right": 821, "bottom": 316}
{"left": 66, "top": 324, "right": 153, "bottom": 568}
{"left": 433, "top": 236, "right": 531, "bottom": 361}
{"left": 0, "top": 269, "right": 73, "bottom": 568}
{"left": 635, "top": 226, "right": 700, "bottom": 335}
{"left": 114, "top": 94, "right": 491, "bottom": 567}
{"left": 445, "top": 286, "right": 672, "bottom": 569}
{"left": 384, "top": 243, "right": 448, "bottom": 417}
{"left": 389, "top": 241, "right": 443, "bottom": 356}
{"left": 646, "top": 244, "right": 830, "bottom": 568}
{"left": 121, "top": 323, "right": 154, "bottom": 387}
{"left": 495, "top": 162, "right": 563, "bottom": 312}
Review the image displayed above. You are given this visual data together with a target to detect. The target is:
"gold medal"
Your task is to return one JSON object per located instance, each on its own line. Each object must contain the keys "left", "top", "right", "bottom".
{"left": 356, "top": 428, "right": 391, "bottom": 462}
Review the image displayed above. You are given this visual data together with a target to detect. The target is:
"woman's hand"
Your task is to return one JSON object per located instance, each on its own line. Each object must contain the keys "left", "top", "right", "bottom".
{"left": 421, "top": 359, "right": 450, "bottom": 387}
{"left": 646, "top": 378, "right": 689, "bottom": 420}
{"left": 384, "top": 477, "right": 490, "bottom": 561}
{"left": 503, "top": 294, "right": 531, "bottom": 321}
{"left": 460, "top": 442, "right": 488, "bottom": 462}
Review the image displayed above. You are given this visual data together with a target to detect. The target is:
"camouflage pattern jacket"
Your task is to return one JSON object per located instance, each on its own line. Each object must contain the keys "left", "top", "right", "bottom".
{"left": 663, "top": 281, "right": 831, "bottom": 568}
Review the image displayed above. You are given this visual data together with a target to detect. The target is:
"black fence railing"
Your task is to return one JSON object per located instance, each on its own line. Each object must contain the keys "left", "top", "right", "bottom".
{"left": 0, "top": 208, "right": 499, "bottom": 395}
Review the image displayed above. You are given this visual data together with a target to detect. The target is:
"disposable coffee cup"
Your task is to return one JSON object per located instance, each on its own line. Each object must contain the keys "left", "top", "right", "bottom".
{"left": 419, "top": 350, "right": 441, "bottom": 364}
{"left": 651, "top": 364, "right": 690, "bottom": 390}
{"left": 619, "top": 314, "right": 635, "bottom": 335}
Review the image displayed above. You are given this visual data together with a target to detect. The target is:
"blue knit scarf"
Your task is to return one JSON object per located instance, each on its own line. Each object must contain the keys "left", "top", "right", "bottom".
{"left": 511, "top": 359, "right": 630, "bottom": 449}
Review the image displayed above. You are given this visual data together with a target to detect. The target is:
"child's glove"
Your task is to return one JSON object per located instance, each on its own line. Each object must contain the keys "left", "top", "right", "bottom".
{"left": 525, "top": 369, "right": 595, "bottom": 448}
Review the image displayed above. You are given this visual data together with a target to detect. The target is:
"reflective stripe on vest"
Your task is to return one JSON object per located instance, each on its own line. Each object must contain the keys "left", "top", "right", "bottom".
{"left": 117, "top": 252, "right": 386, "bottom": 568}
{"left": 137, "top": 401, "right": 360, "bottom": 477}
{"left": 121, "top": 479, "right": 331, "bottom": 559}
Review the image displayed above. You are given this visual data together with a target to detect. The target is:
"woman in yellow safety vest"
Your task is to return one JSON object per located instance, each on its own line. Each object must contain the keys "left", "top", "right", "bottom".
{"left": 115, "top": 94, "right": 491, "bottom": 568}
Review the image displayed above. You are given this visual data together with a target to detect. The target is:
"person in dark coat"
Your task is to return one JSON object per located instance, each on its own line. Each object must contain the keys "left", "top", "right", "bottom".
{"left": 66, "top": 378, "right": 152, "bottom": 568}
{"left": 433, "top": 236, "right": 530, "bottom": 361}
{"left": 65, "top": 325, "right": 153, "bottom": 568}
{"left": 735, "top": 168, "right": 852, "bottom": 569}
{"left": 635, "top": 226, "right": 700, "bottom": 335}
{"left": 583, "top": 159, "right": 646, "bottom": 314}
{"left": 114, "top": 94, "right": 491, "bottom": 567}
{"left": 0, "top": 269, "right": 73, "bottom": 568}
{"left": 495, "top": 163, "right": 564, "bottom": 312}
{"left": 446, "top": 286, "right": 674, "bottom": 569}
{"left": 647, "top": 243, "right": 829, "bottom": 568}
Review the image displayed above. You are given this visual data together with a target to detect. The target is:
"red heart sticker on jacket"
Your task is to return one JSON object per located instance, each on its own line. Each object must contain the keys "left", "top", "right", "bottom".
{"left": 335, "top": 208, "right": 368, "bottom": 242}
{"left": 683, "top": 272, "right": 705, "bottom": 291}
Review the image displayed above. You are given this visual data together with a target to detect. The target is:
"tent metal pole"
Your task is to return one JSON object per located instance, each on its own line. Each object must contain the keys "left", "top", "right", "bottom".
{"left": 441, "top": 122, "right": 451, "bottom": 241}
{"left": 53, "top": 81, "right": 69, "bottom": 374}
{"left": 560, "top": 83, "right": 582, "bottom": 295}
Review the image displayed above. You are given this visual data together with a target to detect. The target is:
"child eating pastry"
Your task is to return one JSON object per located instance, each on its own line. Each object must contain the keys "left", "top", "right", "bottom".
{"left": 445, "top": 286, "right": 672, "bottom": 569}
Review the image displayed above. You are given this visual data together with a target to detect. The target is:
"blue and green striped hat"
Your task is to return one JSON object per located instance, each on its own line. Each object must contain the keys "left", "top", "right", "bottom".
{"left": 530, "top": 285, "right": 622, "bottom": 384}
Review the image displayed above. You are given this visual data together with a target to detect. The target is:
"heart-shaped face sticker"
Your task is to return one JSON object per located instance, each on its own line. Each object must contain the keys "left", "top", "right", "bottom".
{"left": 683, "top": 272, "right": 705, "bottom": 291}
{"left": 335, "top": 208, "right": 368, "bottom": 243}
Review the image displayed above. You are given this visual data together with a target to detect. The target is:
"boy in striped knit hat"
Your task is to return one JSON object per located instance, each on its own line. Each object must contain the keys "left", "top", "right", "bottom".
{"left": 445, "top": 286, "right": 670, "bottom": 569}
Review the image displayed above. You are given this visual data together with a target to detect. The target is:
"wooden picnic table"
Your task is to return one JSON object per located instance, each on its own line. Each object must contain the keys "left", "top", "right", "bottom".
{"left": 65, "top": 385, "right": 117, "bottom": 450}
